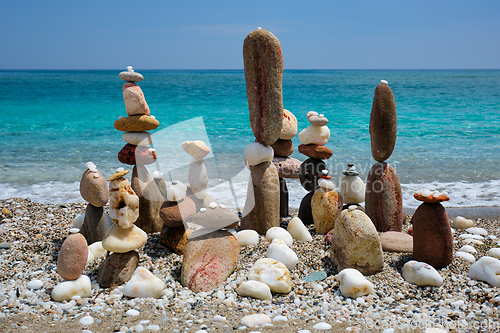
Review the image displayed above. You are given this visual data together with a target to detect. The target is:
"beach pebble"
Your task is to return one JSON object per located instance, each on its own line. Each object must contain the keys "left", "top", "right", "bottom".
{"left": 166, "top": 181, "right": 187, "bottom": 202}
{"left": 57, "top": 233, "right": 88, "bottom": 281}
{"left": 80, "top": 167, "right": 109, "bottom": 207}
{"left": 336, "top": 268, "right": 374, "bottom": 298}
{"left": 451, "top": 216, "right": 474, "bottom": 229}
{"left": 119, "top": 70, "right": 143, "bottom": 82}
{"left": 236, "top": 280, "right": 272, "bottom": 300}
{"left": 458, "top": 245, "right": 477, "bottom": 254}
{"left": 51, "top": 275, "right": 92, "bottom": 302}
{"left": 270, "top": 139, "right": 293, "bottom": 157}
{"left": 272, "top": 156, "right": 301, "bottom": 179}
{"left": 87, "top": 241, "right": 107, "bottom": 264}
{"left": 244, "top": 142, "right": 274, "bottom": 166}
{"left": 459, "top": 234, "right": 483, "bottom": 240}
{"left": 266, "top": 227, "right": 293, "bottom": 247}
{"left": 160, "top": 197, "right": 196, "bottom": 227}
{"left": 455, "top": 251, "right": 476, "bottom": 263}
{"left": 279, "top": 109, "right": 298, "bottom": 140}
{"left": 131, "top": 165, "right": 164, "bottom": 234}
{"left": 248, "top": 258, "right": 292, "bottom": 293}
{"left": 27, "top": 279, "right": 43, "bottom": 290}
{"left": 243, "top": 28, "right": 283, "bottom": 146}
{"left": 236, "top": 230, "right": 260, "bottom": 246}
{"left": 487, "top": 248, "right": 500, "bottom": 259}
{"left": 123, "top": 267, "right": 164, "bottom": 298}
{"left": 108, "top": 177, "right": 139, "bottom": 229}
{"left": 188, "top": 159, "right": 209, "bottom": 200}
{"left": 468, "top": 256, "right": 500, "bottom": 287}
{"left": 402, "top": 260, "right": 443, "bottom": 287}
{"left": 73, "top": 213, "right": 85, "bottom": 229}
{"left": 182, "top": 140, "right": 210, "bottom": 160}
{"left": 298, "top": 125, "right": 330, "bottom": 146}
{"left": 272, "top": 315, "right": 288, "bottom": 322}
{"left": 114, "top": 115, "right": 159, "bottom": 132}
{"left": 213, "top": 315, "right": 226, "bottom": 322}
{"left": 126, "top": 309, "right": 140, "bottom": 316}
{"left": 369, "top": 82, "right": 397, "bottom": 162}
{"left": 181, "top": 230, "right": 239, "bottom": 293}
{"left": 466, "top": 227, "right": 488, "bottom": 236}
{"left": 312, "top": 322, "right": 332, "bottom": 330}
{"left": 379, "top": 231, "right": 413, "bottom": 253}
{"left": 330, "top": 209, "right": 384, "bottom": 275}
{"left": 340, "top": 168, "right": 365, "bottom": 205}
{"left": 317, "top": 178, "right": 335, "bottom": 191}
{"left": 311, "top": 187, "right": 342, "bottom": 234}
{"left": 102, "top": 224, "right": 147, "bottom": 253}
{"left": 118, "top": 143, "right": 157, "bottom": 166}
{"left": 298, "top": 144, "right": 333, "bottom": 160}
{"left": 123, "top": 82, "right": 150, "bottom": 116}
{"left": 122, "top": 132, "right": 153, "bottom": 146}
{"left": 97, "top": 251, "right": 139, "bottom": 288}
{"left": 240, "top": 314, "right": 272, "bottom": 327}
{"left": 79, "top": 315, "right": 94, "bottom": 326}
{"left": 287, "top": 217, "right": 312, "bottom": 242}
{"left": 267, "top": 239, "right": 298, "bottom": 270}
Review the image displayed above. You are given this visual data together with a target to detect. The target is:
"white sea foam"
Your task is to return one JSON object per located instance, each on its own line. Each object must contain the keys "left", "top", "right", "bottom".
{"left": 1, "top": 178, "right": 499, "bottom": 209}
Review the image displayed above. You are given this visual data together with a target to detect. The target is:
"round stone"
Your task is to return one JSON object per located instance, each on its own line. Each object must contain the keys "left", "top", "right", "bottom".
{"left": 118, "top": 143, "right": 156, "bottom": 165}
{"left": 299, "top": 158, "right": 327, "bottom": 192}
{"left": 57, "top": 233, "right": 88, "bottom": 281}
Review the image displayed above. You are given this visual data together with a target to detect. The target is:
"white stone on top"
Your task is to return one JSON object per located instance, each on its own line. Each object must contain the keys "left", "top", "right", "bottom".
{"left": 166, "top": 181, "right": 187, "bottom": 202}
{"left": 244, "top": 142, "right": 274, "bottom": 166}
{"left": 51, "top": 275, "right": 92, "bottom": 302}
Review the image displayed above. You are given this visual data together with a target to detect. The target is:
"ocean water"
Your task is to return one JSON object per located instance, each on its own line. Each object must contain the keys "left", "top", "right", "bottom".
{"left": 1, "top": 69, "right": 499, "bottom": 208}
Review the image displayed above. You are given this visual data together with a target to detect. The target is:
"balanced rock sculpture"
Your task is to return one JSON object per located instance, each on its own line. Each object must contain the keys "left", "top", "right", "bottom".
{"left": 240, "top": 28, "right": 283, "bottom": 235}
{"left": 365, "top": 80, "right": 403, "bottom": 232}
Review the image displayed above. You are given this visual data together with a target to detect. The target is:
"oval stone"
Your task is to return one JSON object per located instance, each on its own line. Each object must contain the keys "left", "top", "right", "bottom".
{"left": 243, "top": 29, "right": 284, "bottom": 145}
{"left": 57, "top": 233, "right": 88, "bottom": 281}
{"left": 118, "top": 143, "right": 157, "bottom": 166}
{"left": 271, "top": 139, "right": 293, "bottom": 157}
{"left": 79, "top": 168, "right": 109, "bottom": 207}
{"left": 280, "top": 109, "right": 298, "bottom": 140}
{"left": 272, "top": 156, "right": 301, "bottom": 179}
{"left": 160, "top": 197, "right": 196, "bottom": 227}
{"left": 119, "top": 71, "right": 143, "bottom": 82}
{"left": 311, "top": 188, "right": 343, "bottom": 234}
{"left": 369, "top": 83, "right": 397, "bottom": 162}
{"left": 412, "top": 202, "right": 453, "bottom": 269}
{"left": 298, "top": 144, "right": 333, "bottom": 160}
{"left": 122, "top": 131, "right": 153, "bottom": 146}
{"left": 365, "top": 162, "right": 403, "bottom": 232}
{"left": 131, "top": 165, "right": 164, "bottom": 234}
{"left": 299, "top": 158, "right": 327, "bottom": 192}
{"left": 114, "top": 115, "right": 159, "bottom": 132}
{"left": 123, "top": 82, "right": 150, "bottom": 116}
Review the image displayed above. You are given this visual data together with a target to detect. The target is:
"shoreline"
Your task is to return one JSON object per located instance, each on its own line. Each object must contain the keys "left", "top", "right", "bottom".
{"left": 2, "top": 198, "right": 500, "bottom": 332}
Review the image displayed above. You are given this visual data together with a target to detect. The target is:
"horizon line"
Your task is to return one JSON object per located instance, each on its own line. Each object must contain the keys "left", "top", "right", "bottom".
{"left": 1, "top": 68, "right": 500, "bottom": 71}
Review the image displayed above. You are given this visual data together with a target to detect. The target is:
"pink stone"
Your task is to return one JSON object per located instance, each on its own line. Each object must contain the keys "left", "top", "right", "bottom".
{"left": 57, "top": 233, "right": 88, "bottom": 281}
{"left": 122, "top": 82, "right": 150, "bottom": 116}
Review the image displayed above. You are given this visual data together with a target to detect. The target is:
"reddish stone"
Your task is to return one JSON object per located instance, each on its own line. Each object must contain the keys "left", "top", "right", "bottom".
{"left": 379, "top": 231, "right": 413, "bottom": 253}
{"left": 118, "top": 143, "right": 156, "bottom": 166}
{"left": 181, "top": 230, "right": 239, "bottom": 293}
{"left": 57, "top": 233, "right": 88, "bottom": 281}
{"left": 243, "top": 29, "right": 284, "bottom": 146}
{"left": 272, "top": 157, "right": 301, "bottom": 179}
{"left": 365, "top": 162, "right": 403, "bottom": 232}
{"left": 412, "top": 202, "right": 453, "bottom": 269}
{"left": 369, "top": 83, "right": 397, "bottom": 162}
{"left": 160, "top": 224, "right": 191, "bottom": 255}
{"left": 298, "top": 144, "right": 333, "bottom": 160}
{"left": 122, "top": 82, "right": 150, "bottom": 116}
{"left": 159, "top": 197, "right": 196, "bottom": 227}
{"left": 414, "top": 193, "right": 450, "bottom": 203}
{"left": 271, "top": 139, "right": 293, "bottom": 157}
{"left": 324, "top": 228, "right": 335, "bottom": 245}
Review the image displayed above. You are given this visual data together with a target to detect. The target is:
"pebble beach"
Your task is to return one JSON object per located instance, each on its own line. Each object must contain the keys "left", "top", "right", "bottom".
{"left": 2, "top": 198, "right": 500, "bottom": 333}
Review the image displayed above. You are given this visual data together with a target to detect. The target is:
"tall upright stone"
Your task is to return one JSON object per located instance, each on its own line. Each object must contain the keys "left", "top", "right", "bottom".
{"left": 131, "top": 165, "right": 164, "bottom": 233}
{"left": 241, "top": 28, "right": 283, "bottom": 234}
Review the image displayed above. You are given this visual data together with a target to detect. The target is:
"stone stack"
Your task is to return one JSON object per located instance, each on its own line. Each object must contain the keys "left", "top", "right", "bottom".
{"left": 340, "top": 163, "right": 365, "bottom": 210}
{"left": 182, "top": 140, "right": 214, "bottom": 210}
{"left": 297, "top": 112, "right": 336, "bottom": 226}
{"left": 412, "top": 190, "right": 453, "bottom": 269}
{"left": 365, "top": 80, "right": 404, "bottom": 232}
{"left": 97, "top": 169, "right": 148, "bottom": 288}
{"left": 114, "top": 67, "right": 163, "bottom": 233}
{"left": 79, "top": 161, "right": 110, "bottom": 245}
{"left": 270, "top": 109, "right": 301, "bottom": 217}
{"left": 159, "top": 180, "right": 196, "bottom": 255}
{"left": 240, "top": 28, "right": 283, "bottom": 235}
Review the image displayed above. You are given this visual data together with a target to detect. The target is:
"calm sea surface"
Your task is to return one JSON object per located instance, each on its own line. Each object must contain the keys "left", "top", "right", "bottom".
{"left": 1, "top": 69, "right": 499, "bottom": 208}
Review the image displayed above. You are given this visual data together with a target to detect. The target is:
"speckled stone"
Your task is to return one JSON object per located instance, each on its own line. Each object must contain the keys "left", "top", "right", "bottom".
{"left": 369, "top": 82, "right": 397, "bottom": 162}
{"left": 311, "top": 188, "right": 343, "bottom": 234}
{"left": 57, "top": 233, "right": 88, "bottom": 281}
{"left": 114, "top": 115, "right": 159, "bottom": 132}
{"left": 118, "top": 143, "right": 156, "bottom": 166}
{"left": 272, "top": 156, "right": 301, "bottom": 179}
{"left": 159, "top": 225, "right": 191, "bottom": 255}
{"left": 80, "top": 168, "right": 109, "bottom": 207}
{"left": 243, "top": 29, "right": 284, "bottom": 146}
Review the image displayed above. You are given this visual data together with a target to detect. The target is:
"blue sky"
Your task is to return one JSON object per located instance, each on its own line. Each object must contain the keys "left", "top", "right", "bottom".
{"left": 1, "top": 0, "right": 499, "bottom": 69}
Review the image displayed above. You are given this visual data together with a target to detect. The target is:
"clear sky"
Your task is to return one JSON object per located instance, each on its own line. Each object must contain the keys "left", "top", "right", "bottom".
{"left": 1, "top": 0, "right": 499, "bottom": 70}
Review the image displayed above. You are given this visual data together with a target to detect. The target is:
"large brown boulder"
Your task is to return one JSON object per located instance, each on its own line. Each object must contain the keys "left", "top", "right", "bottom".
{"left": 412, "top": 202, "right": 453, "bottom": 269}
{"left": 241, "top": 161, "right": 280, "bottom": 235}
{"left": 243, "top": 29, "right": 284, "bottom": 146}
{"left": 131, "top": 165, "right": 164, "bottom": 233}
{"left": 369, "top": 82, "right": 397, "bottom": 162}
{"left": 181, "top": 230, "right": 239, "bottom": 293}
{"left": 365, "top": 162, "right": 403, "bottom": 232}
{"left": 159, "top": 197, "right": 196, "bottom": 227}
{"left": 79, "top": 168, "right": 109, "bottom": 207}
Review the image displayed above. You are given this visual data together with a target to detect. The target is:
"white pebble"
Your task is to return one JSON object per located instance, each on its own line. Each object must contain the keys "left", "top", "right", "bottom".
{"left": 85, "top": 162, "right": 96, "bottom": 169}
{"left": 402, "top": 261, "right": 443, "bottom": 287}
{"left": 126, "top": 309, "right": 140, "bottom": 316}
{"left": 146, "top": 325, "right": 160, "bottom": 331}
{"left": 209, "top": 202, "right": 217, "bottom": 209}
{"left": 466, "top": 227, "right": 488, "bottom": 236}
{"left": 79, "top": 315, "right": 94, "bottom": 326}
{"left": 69, "top": 227, "right": 80, "bottom": 234}
{"left": 380, "top": 80, "right": 388, "bottom": 84}
{"left": 265, "top": 227, "right": 293, "bottom": 247}
{"left": 451, "top": 216, "right": 474, "bottom": 229}
{"left": 458, "top": 245, "right": 477, "bottom": 253}
{"left": 487, "top": 248, "right": 500, "bottom": 259}
{"left": 272, "top": 315, "right": 288, "bottom": 322}
{"left": 455, "top": 251, "right": 475, "bottom": 263}
{"left": 312, "top": 322, "right": 332, "bottom": 330}
{"left": 469, "top": 256, "right": 500, "bottom": 287}
{"left": 27, "top": 279, "right": 43, "bottom": 290}
{"left": 200, "top": 208, "right": 207, "bottom": 213}
{"left": 152, "top": 171, "right": 163, "bottom": 179}
{"left": 240, "top": 314, "right": 271, "bottom": 327}
{"left": 287, "top": 217, "right": 312, "bottom": 242}
{"left": 337, "top": 268, "right": 374, "bottom": 298}
{"left": 117, "top": 167, "right": 125, "bottom": 172}
{"left": 213, "top": 315, "right": 226, "bottom": 322}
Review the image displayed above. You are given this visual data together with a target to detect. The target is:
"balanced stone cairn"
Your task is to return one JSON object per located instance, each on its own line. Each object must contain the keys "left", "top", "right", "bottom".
{"left": 365, "top": 80, "right": 404, "bottom": 232}
{"left": 240, "top": 28, "right": 283, "bottom": 235}
{"left": 115, "top": 66, "right": 163, "bottom": 234}
{"left": 270, "top": 109, "right": 301, "bottom": 217}
{"left": 412, "top": 190, "right": 453, "bottom": 268}
{"left": 298, "top": 112, "right": 341, "bottom": 230}
{"left": 340, "top": 163, "right": 365, "bottom": 210}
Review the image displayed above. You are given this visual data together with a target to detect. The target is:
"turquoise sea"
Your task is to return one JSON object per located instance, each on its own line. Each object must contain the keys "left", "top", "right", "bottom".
{"left": 1, "top": 69, "right": 499, "bottom": 208}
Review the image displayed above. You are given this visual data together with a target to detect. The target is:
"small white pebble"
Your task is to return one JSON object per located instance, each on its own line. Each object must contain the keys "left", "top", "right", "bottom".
{"left": 82, "top": 330, "right": 92, "bottom": 333}
{"left": 150, "top": 115, "right": 155, "bottom": 119}
{"left": 213, "top": 315, "right": 226, "bottom": 322}
{"left": 69, "top": 228, "right": 80, "bottom": 234}
{"left": 458, "top": 245, "right": 477, "bottom": 253}
{"left": 27, "top": 279, "right": 43, "bottom": 290}
{"left": 312, "top": 322, "right": 332, "bottom": 330}
{"left": 146, "top": 325, "right": 160, "bottom": 331}
{"left": 272, "top": 315, "right": 288, "bottom": 322}
{"left": 200, "top": 208, "right": 207, "bottom": 213}
{"left": 119, "top": 116, "right": 125, "bottom": 119}
{"left": 85, "top": 162, "right": 96, "bottom": 169}
{"left": 148, "top": 148, "right": 155, "bottom": 152}
{"left": 381, "top": 80, "right": 388, "bottom": 84}
{"left": 220, "top": 204, "right": 226, "bottom": 209}
{"left": 117, "top": 167, "right": 124, "bottom": 172}
{"left": 126, "top": 309, "right": 140, "bottom": 316}
{"left": 127, "top": 66, "right": 134, "bottom": 72}
{"left": 209, "top": 202, "right": 217, "bottom": 209}
{"left": 92, "top": 173, "right": 100, "bottom": 179}
{"left": 152, "top": 171, "right": 163, "bottom": 179}
{"left": 79, "top": 315, "right": 94, "bottom": 326}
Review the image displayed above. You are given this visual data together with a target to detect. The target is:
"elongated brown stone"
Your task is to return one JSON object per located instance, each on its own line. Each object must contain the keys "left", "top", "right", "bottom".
{"left": 131, "top": 165, "right": 164, "bottom": 233}
{"left": 412, "top": 202, "right": 453, "bottom": 269}
{"left": 243, "top": 29, "right": 284, "bottom": 146}
{"left": 369, "top": 83, "right": 397, "bottom": 162}
{"left": 365, "top": 162, "right": 403, "bottom": 232}
{"left": 80, "top": 204, "right": 109, "bottom": 245}
{"left": 241, "top": 161, "right": 280, "bottom": 234}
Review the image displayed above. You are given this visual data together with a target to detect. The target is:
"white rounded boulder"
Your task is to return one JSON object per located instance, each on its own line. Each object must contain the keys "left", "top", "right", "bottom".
{"left": 336, "top": 268, "right": 374, "bottom": 298}
{"left": 402, "top": 260, "right": 443, "bottom": 287}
